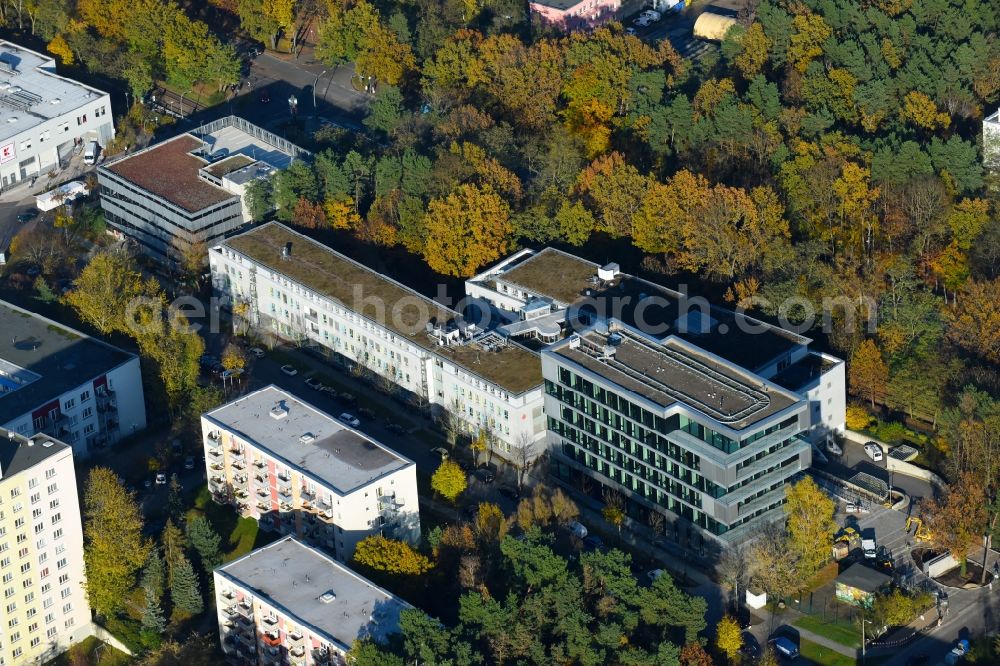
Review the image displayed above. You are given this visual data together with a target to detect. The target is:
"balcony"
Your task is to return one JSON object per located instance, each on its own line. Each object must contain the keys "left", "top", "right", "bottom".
{"left": 229, "top": 449, "right": 245, "bottom": 461}
{"left": 276, "top": 474, "right": 292, "bottom": 488}
{"left": 300, "top": 488, "right": 315, "bottom": 502}
{"left": 290, "top": 645, "right": 306, "bottom": 659}
{"left": 210, "top": 463, "right": 225, "bottom": 472}
{"left": 207, "top": 447, "right": 223, "bottom": 458}
{"left": 261, "top": 631, "right": 281, "bottom": 647}
{"left": 256, "top": 488, "right": 270, "bottom": 500}
{"left": 232, "top": 460, "right": 247, "bottom": 471}
{"left": 256, "top": 501, "right": 270, "bottom": 513}
{"left": 235, "top": 601, "right": 253, "bottom": 617}
{"left": 279, "top": 501, "right": 293, "bottom": 513}
{"left": 318, "top": 510, "right": 335, "bottom": 523}
{"left": 288, "top": 631, "right": 304, "bottom": 644}
{"left": 262, "top": 614, "right": 278, "bottom": 627}
{"left": 209, "top": 475, "right": 226, "bottom": 487}
{"left": 277, "top": 488, "right": 292, "bottom": 503}
{"left": 253, "top": 459, "right": 267, "bottom": 470}
{"left": 207, "top": 432, "right": 222, "bottom": 447}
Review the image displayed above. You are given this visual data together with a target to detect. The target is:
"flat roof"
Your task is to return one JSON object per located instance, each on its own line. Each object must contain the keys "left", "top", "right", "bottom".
{"left": 0, "top": 41, "right": 109, "bottom": 144}
{"left": 837, "top": 563, "right": 891, "bottom": 593}
{"left": 0, "top": 429, "right": 70, "bottom": 479}
{"left": 105, "top": 134, "right": 234, "bottom": 213}
{"left": 206, "top": 154, "right": 255, "bottom": 178}
{"left": 0, "top": 300, "right": 136, "bottom": 426}
{"left": 217, "top": 536, "right": 409, "bottom": 650}
{"left": 550, "top": 326, "right": 801, "bottom": 430}
{"left": 204, "top": 386, "right": 411, "bottom": 495}
{"left": 492, "top": 248, "right": 808, "bottom": 372}
{"left": 530, "top": 0, "right": 587, "bottom": 9}
{"left": 222, "top": 224, "right": 543, "bottom": 394}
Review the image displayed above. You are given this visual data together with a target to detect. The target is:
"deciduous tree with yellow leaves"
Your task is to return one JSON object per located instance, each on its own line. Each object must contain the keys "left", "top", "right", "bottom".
{"left": 421, "top": 183, "right": 512, "bottom": 277}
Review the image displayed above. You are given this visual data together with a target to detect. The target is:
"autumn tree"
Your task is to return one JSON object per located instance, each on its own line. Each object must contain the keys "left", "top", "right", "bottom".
{"left": 431, "top": 460, "right": 467, "bottom": 502}
{"left": 422, "top": 183, "right": 512, "bottom": 277}
{"left": 715, "top": 615, "right": 742, "bottom": 664}
{"left": 575, "top": 152, "right": 649, "bottom": 238}
{"left": 923, "top": 472, "right": 988, "bottom": 576}
{"left": 784, "top": 476, "right": 837, "bottom": 578}
{"left": 83, "top": 468, "right": 151, "bottom": 616}
{"left": 221, "top": 344, "right": 246, "bottom": 373}
{"left": 352, "top": 535, "right": 433, "bottom": 575}
{"left": 47, "top": 33, "right": 73, "bottom": 65}
{"left": 680, "top": 641, "right": 715, "bottom": 666}
{"left": 945, "top": 278, "right": 1000, "bottom": 364}
{"left": 849, "top": 339, "right": 888, "bottom": 408}
{"left": 65, "top": 251, "right": 149, "bottom": 334}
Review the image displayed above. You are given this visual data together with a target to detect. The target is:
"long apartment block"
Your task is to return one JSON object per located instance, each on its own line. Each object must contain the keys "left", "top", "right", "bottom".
{"left": 202, "top": 386, "right": 420, "bottom": 561}
{"left": 0, "top": 300, "right": 147, "bottom": 458}
{"left": 0, "top": 430, "right": 90, "bottom": 665}
{"left": 215, "top": 535, "right": 410, "bottom": 666}
{"left": 209, "top": 223, "right": 546, "bottom": 460}
{"left": 544, "top": 322, "right": 813, "bottom": 544}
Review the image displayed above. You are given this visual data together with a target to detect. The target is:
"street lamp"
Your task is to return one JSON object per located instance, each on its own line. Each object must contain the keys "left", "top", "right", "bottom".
{"left": 179, "top": 89, "right": 193, "bottom": 118}
{"left": 313, "top": 69, "right": 328, "bottom": 117}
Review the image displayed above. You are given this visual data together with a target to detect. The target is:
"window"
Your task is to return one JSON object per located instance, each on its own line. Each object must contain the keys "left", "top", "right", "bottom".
{"left": 52, "top": 529, "right": 62, "bottom": 540}
{"left": 29, "top": 493, "right": 39, "bottom": 505}
{"left": 80, "top": 390, "right": 90, "bottom": 402}
{"left": 38, "top": 568, "right": 48, "bottom": 580}
{"left": 57, "top": 574, "right": 68, "bottom": 585}
{"left": 63, "top": 399, "right": 75, "bottom": 410}
{"left": 46, "top": 483, "right": 57, "bottom": 494}
{"left": 51, "top": 513, "right": 61, "bottom": 525}
{"left": 10, "top": 488, "right": 20, "bottom": 498}
{"left": 60, "top": 588, "right": 71, "bottom": 599}
{"left": 27, "top": 479, "right": 37, "bottom": 490}
{"left": 20, "top": 563, "right": 30, "bottom": 574}
{"left": 82, "top": 407, "right": 92, "bottom": 419}
{"left": 56, "top": 558, "right": 66, "bottom": 570}
{"left": 44, "top": 470, "right": 55, "bottom": 480}
{"left": 83, "top": 424, "right": 94, "bottom": 435}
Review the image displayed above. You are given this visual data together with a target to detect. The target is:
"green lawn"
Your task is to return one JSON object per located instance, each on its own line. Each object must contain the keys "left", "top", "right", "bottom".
{"left": 188, "top": 485, "right": 279, "bottom": 561}
{"left": 45, "top": 637, "right": 130, "bottom": 666}
{"left": 799, "top": 639, "right": 856, "bottom": 666}
{"left": 794, "top": 614, "right": 861, "bottom": 648}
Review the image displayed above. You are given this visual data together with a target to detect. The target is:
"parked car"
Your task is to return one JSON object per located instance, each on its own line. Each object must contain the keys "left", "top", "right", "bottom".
{"left": 646, "top": 569, "right": 664, "bottom": 582}
{"left": 864, "top": 442, "right": 883, "bottom": 461}
{"left": 221, "top": 368, "right": 243, "bottom": 380}
{"left": 625, "top": 27, "right": 637, "bottom": 35}
{"left": 826, "top": 438, "right": 843, "bottom": 456}
{"left": 199, "top": 354, "right": 218, "bottom": 368}
{"left": 583, "top": 535, "right": 605, "bottom": 552}
{"left": 339, "top": 413, "right": 360, "bottom": 428}
{"left": 184, "top": 456, "right": 195, "bottom": 470}
{"left": 944, "top": 639, "right": 969, "bottom": 665}
{"left": 248, "top": 347, "right": 265, "bottom": 358}
{"left": 16, "top": 208, "right": 38, "bottom": 223}
{"left": 474, "top": 465, "right": 496, "bottom": 484}
{"left": 498, "top": 486, "right": 520, "bottom": 501}
{"left": 304, "top": 377, "right": 324, "bottom": 391}
{"left": 431, "top": 447, "right": 449, "bottom": 461}
{"left": 740, "top": 632, "right": 761, "bottom": 660}
{"left": 155, "top": 473, "right": 167, "bottom": 485}
{"left": 280, "top": 364, "right": 298, "bottom": 376}
{"left": 385, "top": 423, "right": 406, "bottom": 435}
{"left": 567, "top": 521, "right": 588, "bottom": 539}
{"left": 337, "top": 391, "right": 357, "bottom": 406}
{"left": 259, "top": 88, "right": 271, "bottom": 103}
{"left": 358, "top": 407, "right": 376, "bottom": 421}
{"left": 769, "top": 636, "right": 799, "bottom": 660}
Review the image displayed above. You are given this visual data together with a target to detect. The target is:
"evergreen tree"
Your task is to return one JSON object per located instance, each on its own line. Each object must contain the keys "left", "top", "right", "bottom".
{"left": 161, "top": 519, "right": 187, "bottom": 587}
{"left": 141, "top": 584, "right": 167, "bottom": 634}
{"left": 141, "top": 548, "right": 166, "bottom": 600}
{"left": 187, "top": 516, "right": 222, "bottom": 573}
{"left": 170, "top": 555, "right": 203, "bottom": 616}
{"left": 167, "top": 474, "right": 185, "bottom": 526}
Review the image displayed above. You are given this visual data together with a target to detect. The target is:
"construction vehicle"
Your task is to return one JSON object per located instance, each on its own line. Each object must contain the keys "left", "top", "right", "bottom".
{"left": 831, "top": 527, "right": 861, "bottom": 560}
{"left": 906, "top": 516, "right": 931, "bottom": 542}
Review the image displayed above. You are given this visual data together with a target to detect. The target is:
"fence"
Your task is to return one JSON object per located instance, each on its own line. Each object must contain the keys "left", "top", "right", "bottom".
{"left": 192, "top": 115, "right": 312, "bottom": 160}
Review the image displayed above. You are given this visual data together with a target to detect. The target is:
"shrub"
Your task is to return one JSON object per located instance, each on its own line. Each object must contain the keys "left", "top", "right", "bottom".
{"left": 845, "top": 405, "right": 873, "bottom": 430}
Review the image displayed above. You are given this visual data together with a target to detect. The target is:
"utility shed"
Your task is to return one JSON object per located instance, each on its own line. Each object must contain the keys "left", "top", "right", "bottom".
{"left": 693, "top": 12, "right": 737, "bottom": 40}
{"left": 835, "top": 563, "right": 891, "bottom": 606}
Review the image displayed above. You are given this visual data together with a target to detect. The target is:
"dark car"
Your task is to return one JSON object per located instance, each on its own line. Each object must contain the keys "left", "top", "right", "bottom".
{"left": 474, "top": 466, "right": 496, "bottom": 484}
{"left": 740, "top": 632, "right": 761, "bottom": 660}
{"left": 358, "top": 407, "right": 376, "bottom": 421}
{"left": 16, "top": 208, "right": 38, "bottom": 223}
{"left": 385, "top": 423, "right": 406, "bottom": 435}
{"left": 498, "top": 486, "right": 520, "bottom": 501}
{"left": 583, "top": 535, "right": 605, "bottom": 552}
{"left": 259, "top": 88, "right": 271, "bottom": 103}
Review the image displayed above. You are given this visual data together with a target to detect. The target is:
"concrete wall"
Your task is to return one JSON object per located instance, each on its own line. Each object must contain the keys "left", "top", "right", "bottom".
{"left": 925, "top": 552, "right": 958, "bottom": 578}
{"left": 842, "top": 430, "right": 946, "bottom": 489}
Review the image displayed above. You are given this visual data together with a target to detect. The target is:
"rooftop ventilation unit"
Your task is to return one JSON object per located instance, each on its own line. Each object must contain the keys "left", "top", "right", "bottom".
{"left": 270, "top": 403, "right": 289, "bottom": 420}
{"left": 598, "top": 262, "right": 620, "bottom": 281}
{"left": 281, "top": 242, "right": 292, "bottom": 260}
{"left": 319, "top": 591, "right": 336, "bottom": 603}
{"left": 0, "top": 53, "right": 18, "bottom": 76}
{"left": 299, "top": 433, "right": 314, "bottom": 444}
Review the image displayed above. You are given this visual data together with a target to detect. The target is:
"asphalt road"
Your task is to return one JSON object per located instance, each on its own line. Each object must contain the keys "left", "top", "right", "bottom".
{"left": 819, "top": 437, "right": 935, "bottom": 504}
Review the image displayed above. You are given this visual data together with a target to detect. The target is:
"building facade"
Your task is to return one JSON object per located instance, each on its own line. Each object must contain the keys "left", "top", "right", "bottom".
{"left": 543, "top": 322, "right": 812, "bottom": 545}
{"left": 467, "top": 247, "right": 845, "bottom": 446}
{"left": 0, "top": 300, "right": 146, "bottom": 458}
{"left": 203, "top": 386, "right": 420, "bottom": 561}
{"left": 0, "top": 430, "right": 91, "bottom": 665}
{"left": 984, "top": 108, "right": 1000, "bottom": 173}
{"left": 210, "top": 223, "right": 547, "bottom": 461}
{"left": 214, "top": 535, "right": 410, "bottom": 666}
{"left": 529, "top": 0, "right": 622, "bottom": 30}
{"left": 0, "top": 41, "right": 113, "bottom": 191}
{"left": 98, "top": 116, "right": 308, "bottom": 265}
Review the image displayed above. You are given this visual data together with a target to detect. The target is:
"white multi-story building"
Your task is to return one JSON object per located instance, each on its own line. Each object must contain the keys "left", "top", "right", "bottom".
{"left": 215, "top": 536, "right": 411, "bottom": 666}
{"left": 467, "top": 248, "right": 845, "bottom": 445}
{"left": 0, "top": 300, "right": 147, "bottom": 458}
{"left": 210, "top": 223, "right": 547, "bottom": 461}
{"left": 98, "top": 116, "right": 308, "bottom": 265}
{"left": 0, "top": 429, "right": 91, "bottom": 664}
{"left": 202, "top": 386, "right": 420, "bottom": 561}
{"left": 0, "top": 41, "right": 113, "bottom": 190}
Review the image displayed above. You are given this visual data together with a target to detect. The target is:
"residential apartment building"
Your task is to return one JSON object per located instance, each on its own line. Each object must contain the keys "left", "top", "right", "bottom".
{"left": 202, "top": 385, "right": 420, "bottom": 561}
{"left": 467, "top": 248, "right": 845, "bottom": 445}
{"left": 529, "top": 0, "right": 622, "bottom": 30}
{"left": 0, "top": 300, "right": 146, "bottom": 458}
{"left": 0, "top": 429, "right": 90, "bottom": 664}
{"left": 215, "top": 535, "right": 410, "bottom": 666}
{"left": 543, "top": 322, "right": 812, "bottom": 545}
{"left": 210, "top": 223, "right": 546, "bottom": 460}
{"left": 98, "top": 116, "right": 308, "bottom": 265}
{"left": 0, "top": 41, "right": 113, "bottom": 191}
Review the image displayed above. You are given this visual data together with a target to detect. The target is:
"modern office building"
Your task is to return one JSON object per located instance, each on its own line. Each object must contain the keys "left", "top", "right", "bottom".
{"left": 0, "top": 40, "right": 113, "bottom": 191}
{"left": 543, "top": 321, "right": 812, "bottom": 545}
{"left": 98, "top": 116, "right": 309, "bottom": 265}
{"left": 0, "top": 300, "right": 146, "bottom": 458}
{"left": 214, "top": 535, "right": 411, "bottom": 665}
{"left": 0, "top": 429, "right": 91, "bottom": 664}
{"left": 210, "top": 223, "right": 546, "bottom": 460}
{"left": 467, "top": 247, "right": 845, "bottom": 445}
{"left": 202, "top": 385, "right": 420, "bottom": 561}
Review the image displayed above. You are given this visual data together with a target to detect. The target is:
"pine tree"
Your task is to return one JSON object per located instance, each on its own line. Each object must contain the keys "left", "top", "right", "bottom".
{"left": 167, "top": 474, "right": 185, "bottom": 526}
{"left": 170, "top": 555, "right": 203, "bottom": 616}
{"left": 141, "top": 549, "right": 166, "bottom": 599}
{"left": 161, "top": 519, "right": 187, "bottom": 587}
{"left": 141, "top": 584, "right": 167, "bottom": 634}
{"left": 187, "top": 516, "right": 222, "bottom": 573}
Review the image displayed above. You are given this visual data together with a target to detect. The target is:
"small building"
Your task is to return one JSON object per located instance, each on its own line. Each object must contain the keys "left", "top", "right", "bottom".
{"left": 529, "top": 0, "right": 622, "bottom": 31}
{"left": 835, "top": 563, "right": 891, "bottom": 606}
{"left": 202, "top": 385, "right": 420, "bottom": 561}
{"left": 98, "top": 115, "right": 308, "bottom": 266}
{"left": 0, "top": 40, "right": 113, "bottom": 192}
{"left": 0, "top": 299, "right": 146, "bottom": 457}
{"left": 984, "top": 108, "right": 1000, "bottom": 172}
{"left": 693, "top": 11, "right": 738, "bottom": 41}
{"left": 214, "top": 536, "right": 411, "bottom": 665}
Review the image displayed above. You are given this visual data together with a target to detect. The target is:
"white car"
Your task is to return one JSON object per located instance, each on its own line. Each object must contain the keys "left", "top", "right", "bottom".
{"left": 339, "top": 413, "right": 360, "bottom": 428}
{"left": 155, "top": 473, "right": 167, "bottom": 485}
{"left": 634, "top": 17, "right": 650, "bottom": 26}
{"left": 864, "top": 442, "right": 883, "bottom": 462}
{"left": 248, "top": 347, "right": 265, "bottom": 358}
{"left": 280, "top": 364, "right": 298, "bottom": 376}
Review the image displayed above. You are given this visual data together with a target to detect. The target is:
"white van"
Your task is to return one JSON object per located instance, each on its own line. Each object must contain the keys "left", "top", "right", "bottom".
{"left": 864, "top": 442, "right": 883, "bottom": 462}
{"left": 83, "top": 141, "right": 100, "bottom": 165}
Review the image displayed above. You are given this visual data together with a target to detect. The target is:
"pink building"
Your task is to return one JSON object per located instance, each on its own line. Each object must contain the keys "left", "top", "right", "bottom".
{"left": 530, "top": 0, "right": 622, "bottom": 30}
